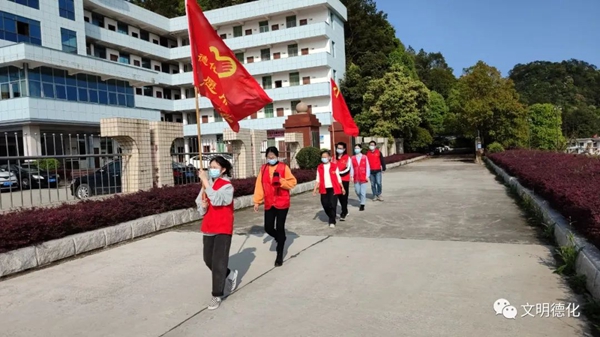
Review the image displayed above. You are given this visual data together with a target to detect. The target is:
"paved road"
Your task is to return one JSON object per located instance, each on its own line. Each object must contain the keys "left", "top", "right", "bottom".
{"left": 0, "top": 156, "right": 591, "bottom": 336}
{"left": 0, "top": 186, "right": 74, "bottom": 210}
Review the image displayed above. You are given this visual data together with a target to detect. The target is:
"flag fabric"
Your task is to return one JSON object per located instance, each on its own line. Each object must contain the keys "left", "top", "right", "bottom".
{"left": 186, "top": 0, "right": 272, "bottom": 132}
{"left": 330, "top": 78, "right": 359, "bottom": 137}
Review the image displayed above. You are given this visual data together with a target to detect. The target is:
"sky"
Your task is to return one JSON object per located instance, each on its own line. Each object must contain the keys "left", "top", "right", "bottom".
{"left": 375, "top": 0, "right": 600, "bottom": 77}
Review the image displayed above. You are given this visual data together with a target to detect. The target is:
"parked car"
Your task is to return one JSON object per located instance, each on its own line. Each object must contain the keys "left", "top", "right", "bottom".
{"left": 0, "top": 168, "right": 18, "bottom": 190}
{"left": 172, "top": 161, "right": 199, "bottom": 185}
{"left": 71, "top": 161, "right": 200, "bottom": 199}
{"left": 0, "top": 163, "right": 60, "bottom": 189}
{"left": 187, "top": 154, "right": 233, "bottom": 170}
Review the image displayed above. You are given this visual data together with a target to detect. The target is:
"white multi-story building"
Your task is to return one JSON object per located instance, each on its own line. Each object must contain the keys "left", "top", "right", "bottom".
{"left": 0, "top": 0, "right": 347, "bottom": 159}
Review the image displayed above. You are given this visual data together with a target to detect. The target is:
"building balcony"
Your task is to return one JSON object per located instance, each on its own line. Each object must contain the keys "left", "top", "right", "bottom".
{"left": 134, "top": 81, "right": 330, "bottom": 112}
{"left": 85, "top": 22, "right": 172, "bottom": 60}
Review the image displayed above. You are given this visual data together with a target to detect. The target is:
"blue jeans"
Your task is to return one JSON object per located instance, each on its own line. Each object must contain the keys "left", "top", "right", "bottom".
{"left": 354, "top": 182, "right": 368, "bottom": 205}
{"left": 370, "top": 171, "right": 382, "bottom": 197}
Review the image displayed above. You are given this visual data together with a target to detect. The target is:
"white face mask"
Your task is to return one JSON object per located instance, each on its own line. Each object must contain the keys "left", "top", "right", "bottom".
{"left": 369, "top": 145, "right": 376, "bottom": 151}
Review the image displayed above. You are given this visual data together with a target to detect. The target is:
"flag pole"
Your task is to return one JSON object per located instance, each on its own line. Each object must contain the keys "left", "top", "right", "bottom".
{"left": 194, "top": 86, "right": 203, "bottom": 170}
{"left": 330, "top": 79, "right": 336, "bottom": 162}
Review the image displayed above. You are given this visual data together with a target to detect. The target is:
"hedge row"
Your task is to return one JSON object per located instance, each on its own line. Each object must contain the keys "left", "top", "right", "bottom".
{"left": 489, "top": 150, "right": 600, "bottom": 248}
{"left": 0, "top": 153, "right": 422, "bottom": 253}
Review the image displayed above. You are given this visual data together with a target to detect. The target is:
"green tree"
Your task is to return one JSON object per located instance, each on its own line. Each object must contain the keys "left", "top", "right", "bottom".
{"left": 449, "top": 61, "right": 527, "bottom": 148}
{"left": 423, "top": 91, "right": 447, "bottom": 136}
{"left": 526, "top": 104, "right": 565, "bottom": 150}
{"left": 410, "top": 48, "right": 457, "bottom": 98}
{"left": 340, "top": 63, "right": 367, "bottom": 117}
{"left": 562, "top": 105, "right": 600, "bottom": 138}
{"left": 355, "top": 65, "right": 430, "bottom": 138}
{"left": 405, "top": 127, "right": 433, "bottom": 152}
{"left": 388, "top": 39, "right": 417, "bottom": 79}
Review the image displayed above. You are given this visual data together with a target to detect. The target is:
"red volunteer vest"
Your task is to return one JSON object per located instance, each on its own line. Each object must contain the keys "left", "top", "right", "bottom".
{"left": 318, "top": 163, "right": 342, "bottom": 195}
{"left": 337, "top": 154, "right": 350, "bottom": 182}
{"left": 262, "top": 162, "right": 291, "bottom": 210}
{"left": 367, "top": 149, "right": 382, "bottom": 171}
{"left": 352, "top": 155, "right": 368, "bottom": 183}
{"left": 201, "top": 178, "right": 234, "bottom": 235}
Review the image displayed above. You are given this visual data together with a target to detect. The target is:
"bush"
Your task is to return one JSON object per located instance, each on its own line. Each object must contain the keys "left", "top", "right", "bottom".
{"left": 486, "top": 142, "right": 505, "bottom": 154}
{"left": 0, "top": 168, "right": 317, "bottom": 253}
{"left": 489, "top": 150, "right": 600, "bottom": 249}
{"left": 296, "top": 147, "right": 321, "bottom": 169}
{"left": 35, "top": 158, "right": 60, "bottom": 171}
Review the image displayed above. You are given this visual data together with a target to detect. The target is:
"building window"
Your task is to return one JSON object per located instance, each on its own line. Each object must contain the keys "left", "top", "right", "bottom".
{"left": 59, "top": 0, "right": 75, "bottom": 21}
{"left": 140, "top": 30, "right": 149, "bottom": 41}
{"left": 181, "top": 38, "right": 190, "bottom": 46}
{"left": 26, "top": 66, "right": 134, "bottom": 107}
{"left": 277, "top": 108, "right": 284, "bottom": 117}
{"left": 264, "top": 103, "right": 274, "bottom": 118}
{"left": 154, "top": 65, "right": 161, "bottom": 71}
{"left": 184, "top": 63, "right": 193, "bottom": 72}
{"left": 119, "top": 52, "right": 130, "bottom": 65}
{"left": 60, "top": 28, "right": 77, "bottom": 54}
{"left": 262, "top": 76, "right": 272, "bottom": 89}
{"left": 271, "top": 24, "right": 279, "bottom": 31}
{"left": 91, "top": 13, "right": 104, "bottom": 27}
{"left": 132, "top": 32, "right": 139, "bottom": 38}
{"left": 233, "top": 26, "right": 242, "bottom": 37}
{"left": 141, "top": 58, "right": 151, "bottom": 69}
{"left": 246, "top": 56, "right": 254, "bottom": 63}
{"left": 245, "top": 29, "right": 252, "bottom": 35}
{"left": 275, "top": 80, "right": 282, "bottom": 88}
{"left": 201, "top": 115, "right": 209, "bottom": 124}
{"left": 107, "top": 24, "right": 116, "bottom": 31}
{"left": 214, "top": 111, "right": 223, "bottom": 122}
{"left": 235, "top": 52, "right": 244, "bottom": 63}
{"left": 0, "top": 12, "right": 42, "bottom": 45}
{"left": 287, "top": 44, "right": 298, "bottom": 57}
{"left": 156, "top": 91, "right": 162, "bottom": 98}
{"left": 153, "top": 39, "right": 159, "bottom": 44}
{"left": 333, "top": 69, "right": 337, "bottom": 81}
{"left": 332, "top": 41, "right": 335, "bottom": 57}
{"left": 133, "top": 60, "right": 141, "bottom": 67}
{"left": 330, "top": 10, "right": 334, "bottom": 24}
{"left": 300, "top": 19, "right": 308, "bottom": 26}
{"left": 143, "top": 86, "right": 153, "bottom": 97}
{"left": 261, "top": 48, "right": 271, "bottom": 61}
{"left": 301, "top": 48, "right": 309, "bottom": 55}
{"left": 286, "top": 15, "right": 296, "bottom": 28}
{"left": 259, "top": 21, "right": 269, "bottom": 33}
{"left": 0, "top": 66, "right": 26, "bottom": 100}
{"left": 289, "top": 72, "right": 300, "bottom": 86}
{"left": 135, "top": 88, "right": 142, "bottom": 95}
{"left": 84, "top": 16, "right": 89, "bottom": 22}
{"left": 117, "top": 22, "right": 128, "bottom": 35}
{"left": 8, "top": 0, "right": 39, "bottom": 9}
{"left": 93, "top": 45, "right": 106, "bottom": 59}
{"left": 303, "top": 76, "right": 311, "bottom": 85}
{"left": 110, "top": 54, "right": 118, "bottom": 61}
{"left": 291, "top": 100, "right": 301, "bottom": 112}
{"left": 219, "top": 34, "right": 227, "bottom": 39}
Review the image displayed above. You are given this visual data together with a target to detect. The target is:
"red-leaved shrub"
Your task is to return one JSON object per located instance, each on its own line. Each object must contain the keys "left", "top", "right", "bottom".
{"left": 489, "top": 150, "right": 600, "bottom": 248}
{"left": 0, "top": 169, "right": 316, "bottom": 253}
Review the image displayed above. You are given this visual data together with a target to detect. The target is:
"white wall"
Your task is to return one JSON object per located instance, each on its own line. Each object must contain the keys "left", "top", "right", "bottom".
{"left": 237, "top": 37, "right": 328, "bottom": 64}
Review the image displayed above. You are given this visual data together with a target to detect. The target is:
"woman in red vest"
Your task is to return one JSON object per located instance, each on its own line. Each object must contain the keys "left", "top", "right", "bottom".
{"left": 367, "top": 141, "right": 386, "bottom": 201}
{"left": 253, "top": 146, "right": 297, "bottom": 266}
{"left": 351, "top": 143, "right": 370, "bottom": 211}
{"left": 196, "top": 156, "right": 238, "bottom": 310}
{"left": 335, "top": 142, "right": 351, "bottom": 221}
{"left": 313, "top": 150, "right": 345, "bottom": 228}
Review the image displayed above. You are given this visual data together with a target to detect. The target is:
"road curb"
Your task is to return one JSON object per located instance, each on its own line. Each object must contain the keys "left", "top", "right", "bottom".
{"left": 486, "top": 157, "right": 600, "bottom": 300}
{"left": 0, "top": 155, "right": 427, "bottom": 279}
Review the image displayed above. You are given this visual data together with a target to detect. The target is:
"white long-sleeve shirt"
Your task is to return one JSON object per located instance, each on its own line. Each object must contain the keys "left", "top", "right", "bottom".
{"left": 350, "top": 154, "right": 371, "bottom": 178}
{"left": 315, "top": 163, "right": 342, "bottom": 188}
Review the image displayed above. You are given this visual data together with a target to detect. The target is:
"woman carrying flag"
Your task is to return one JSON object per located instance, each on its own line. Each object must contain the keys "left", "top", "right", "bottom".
{"left": 335, "top": 142, "right": 351, "bottom": 221}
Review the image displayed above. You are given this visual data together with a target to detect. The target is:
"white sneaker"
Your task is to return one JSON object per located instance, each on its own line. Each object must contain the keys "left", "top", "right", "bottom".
{"left": 227, "top": 269, "right": 238, "bottom": 293}
{"left": 208, "top": 296, "right": 222, "bottom": 310}
{"left": 329, "top": 223, "right": 336, "bottom": 228}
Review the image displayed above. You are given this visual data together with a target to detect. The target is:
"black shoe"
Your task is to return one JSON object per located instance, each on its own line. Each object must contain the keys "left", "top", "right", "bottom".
{"left": 359, "top": 205, "right": 365, "bottom": 211}
{"left": 340, "top": 214, "right": 346, "bottom": 221}
{"left": 275, "top": 254, "right": 283, "bottom": 267}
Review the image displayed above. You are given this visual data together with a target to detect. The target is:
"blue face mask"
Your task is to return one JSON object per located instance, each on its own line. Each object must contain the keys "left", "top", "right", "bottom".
{"left": 321, "top": 158, "right": 329, "bottom": 163}
{"left": 267, "top": 159, "right": 278, "bottom": 166}
{"left": 209, "top": 168, "right": 221, "bottom": 178}
{"left": 354, "top": 148, "right": 361, "bottom": 154}
{"left": 336, "top": 149, "right": 344, "bottom": 154}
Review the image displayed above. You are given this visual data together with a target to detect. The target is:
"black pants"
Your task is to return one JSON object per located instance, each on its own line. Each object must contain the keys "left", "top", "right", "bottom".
{"left": 339, "top": 181, "right": 350, "bottom": 216}
{"left": 203, "top": 234, "right": 232, "bottom": 297}
{"left": 264, "top": 207, "right": 289, "bottom": 254}
{"left": 320, "top": 188, "right": 339, "bottom": 224}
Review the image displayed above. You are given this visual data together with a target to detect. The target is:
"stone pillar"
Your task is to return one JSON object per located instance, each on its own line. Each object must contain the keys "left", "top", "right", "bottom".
{"left": 328, "top": 121, "right": 352, "bottom": 152}
{"left": 285, "top": 132, "right": 304, "bottom": 169}
{"left": 101, "top": 118, "right": 153, "bottom": 193}
{"left": 251, "top": 129, "right": 267, "bottom": 176}
{"left": 282, "top": 102, "right": 321, "bottom": 148}
{"left": 184, "top": 137, "right": 191, "bottom": 163}
{"left": 180, "top": 87, "right": 187, "bottom": 99}
{"left": 223, "top": 128, "right": 253, "bottom": 179}
{"left": 149, "top": 121, "right": 183, "bottom": 187}
{"left": 22, "top": 125, "right": 42, "bottom": 157}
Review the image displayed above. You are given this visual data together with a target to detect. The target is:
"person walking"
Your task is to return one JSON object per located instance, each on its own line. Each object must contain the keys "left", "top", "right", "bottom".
{"left": 196, "top": 156, "right": 238, "bottom": 310}
{"left": 313, "top": 150, "right": 345, "bottom": 228}
{"left": 366, "top": 140, "right": 386, "bottom": 201}
{"left": 253, "top": 146, "right": 297, "bottom": 267}
{"left": 351, "top": 144, "right": 370, "bottom": 211}
{"left": 335, "top": 142, "right": 351, "bottom": 221}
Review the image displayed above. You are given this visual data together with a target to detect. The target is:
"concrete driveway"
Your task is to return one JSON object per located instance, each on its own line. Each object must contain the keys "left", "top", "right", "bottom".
{"left": 0, "top": 156, "right": 591, "bottom": 336}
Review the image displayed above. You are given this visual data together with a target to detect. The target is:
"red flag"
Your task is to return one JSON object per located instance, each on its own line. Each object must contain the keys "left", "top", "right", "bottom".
{"left": 186, "top": 0, "right": 272, "bottom": 132}
{"left": 331, "top": 78, "right": 359, "bottom": 137}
